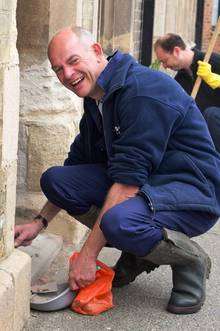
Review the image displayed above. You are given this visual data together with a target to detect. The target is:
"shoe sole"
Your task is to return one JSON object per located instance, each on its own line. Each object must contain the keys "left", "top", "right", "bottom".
{"left": 167, "top": 301, "right": 204, "bottom": 314}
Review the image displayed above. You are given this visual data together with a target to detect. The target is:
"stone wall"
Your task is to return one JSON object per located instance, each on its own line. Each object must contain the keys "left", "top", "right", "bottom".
{"left": 0, "top": 0, "right": 19, "bottom": 258}
{"left": 132, "top": 0, "right": 143, "bottom": 60}
{"left": 0, "top": 1, "right": 31, "bottom": 330}
{"left": 99, "top": 0, "right": 139, "bottom": 56}
{"left": 16, "top": 0, "right": 86, "bottom": 243}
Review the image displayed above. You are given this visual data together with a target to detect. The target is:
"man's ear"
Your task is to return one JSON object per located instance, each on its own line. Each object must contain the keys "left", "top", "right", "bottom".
{"left": 91, "top": 43, "right": 103, "bottom": 57}
{"left": 173, "top": 46, "right": 181, "bottom": 57}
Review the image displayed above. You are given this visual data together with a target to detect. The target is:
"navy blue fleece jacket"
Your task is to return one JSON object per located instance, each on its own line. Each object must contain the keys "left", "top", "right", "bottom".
{"left": 64, "top": 51, "right": 220, "bottom": 216}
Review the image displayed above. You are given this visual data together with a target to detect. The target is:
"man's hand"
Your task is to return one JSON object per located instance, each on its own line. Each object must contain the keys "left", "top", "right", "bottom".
{"left": 197, "top": 60, "right": 220, "bottom": 89}
{"left": 197, "top": 60, "right": 212, "bottom": 79}
{"left": 68, "top": 183, "right": 139, "bottom": 291}
{"left": 14, "top": 221, "right": 44, "bottom": 248}
{"left": 69, "top": 252, "right": 97, "bottom": 291}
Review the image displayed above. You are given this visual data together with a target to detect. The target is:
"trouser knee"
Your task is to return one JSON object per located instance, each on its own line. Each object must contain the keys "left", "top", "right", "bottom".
{"left": 100, "top": 204, "right": 163, "bottom": 256}
{"left": 40, "top": 166, "right": 59, "bottom": 197}
{"left": 40, "top": 166, "right": 89, "bottom": 214}
{"left": 40, "top": 166, "right": 67, "bottom": 209}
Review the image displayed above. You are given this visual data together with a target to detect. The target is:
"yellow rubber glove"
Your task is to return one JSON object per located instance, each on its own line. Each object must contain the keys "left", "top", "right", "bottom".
{"left": 197, "top": 60, "right": 220, "bottom": 89}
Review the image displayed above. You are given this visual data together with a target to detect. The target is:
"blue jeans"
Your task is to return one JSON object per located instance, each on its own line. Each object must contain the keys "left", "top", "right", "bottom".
{"left": 40, "top": 164, "right": 218, "bottom": 257}
{"left": 203, "top": 107, "right": 220, "bottom": 153}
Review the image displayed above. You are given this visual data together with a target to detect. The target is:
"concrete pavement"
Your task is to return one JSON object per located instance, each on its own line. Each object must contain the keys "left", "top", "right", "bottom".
{"left": 23, "top": 222, "right": 220, "bottom": 331}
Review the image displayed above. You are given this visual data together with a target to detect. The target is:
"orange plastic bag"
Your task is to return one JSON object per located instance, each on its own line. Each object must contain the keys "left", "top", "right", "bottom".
{"left": 69, "top": 252, "right": 115, "bottom": 315}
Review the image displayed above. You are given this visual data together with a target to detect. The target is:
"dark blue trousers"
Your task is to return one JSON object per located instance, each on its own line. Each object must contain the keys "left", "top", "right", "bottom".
{"left": 40, "top": 164, "right": 217, "bottom": 257}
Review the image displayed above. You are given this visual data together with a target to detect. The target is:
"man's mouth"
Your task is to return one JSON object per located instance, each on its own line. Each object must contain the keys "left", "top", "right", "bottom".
{"left": 70, "top": 75, "right": 85, "bottom": 87}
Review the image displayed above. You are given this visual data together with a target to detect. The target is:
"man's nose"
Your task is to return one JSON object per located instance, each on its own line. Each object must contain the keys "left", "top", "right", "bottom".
{"left": 63, "top": 66, "right": 74, "bottom": 80}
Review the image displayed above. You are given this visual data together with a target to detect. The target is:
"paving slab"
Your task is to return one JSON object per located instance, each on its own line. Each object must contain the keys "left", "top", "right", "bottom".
{"left": 24, "top": 222, "right": 220, "bottom": 331}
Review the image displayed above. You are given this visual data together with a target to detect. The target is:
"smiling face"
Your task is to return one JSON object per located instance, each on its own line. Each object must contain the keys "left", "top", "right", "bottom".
{"left": 155, "top": 46, "right": 183, "bottom": 71}
{"left": 48, "top": 29, "right": 107, "bottom": 99}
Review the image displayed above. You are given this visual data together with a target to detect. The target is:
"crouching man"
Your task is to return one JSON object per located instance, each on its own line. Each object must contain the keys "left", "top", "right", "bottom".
{"left": 15, "top": 26, "right": 220, "bottom": 314}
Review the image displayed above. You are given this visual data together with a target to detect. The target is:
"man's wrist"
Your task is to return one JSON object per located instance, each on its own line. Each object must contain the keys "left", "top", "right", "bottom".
{"left": 34, "top": 214, "right": 48, "bottom": 229}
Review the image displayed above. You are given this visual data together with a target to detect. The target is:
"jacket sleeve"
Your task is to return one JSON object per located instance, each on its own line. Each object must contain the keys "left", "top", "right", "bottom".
{"left": 107, "top": 96, "right": 182, "bottom": 186}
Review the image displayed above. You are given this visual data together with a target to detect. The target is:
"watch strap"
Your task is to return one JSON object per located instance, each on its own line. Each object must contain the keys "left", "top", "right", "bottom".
{"left": 34, "top": 214, "right": 48, "bottom": 229}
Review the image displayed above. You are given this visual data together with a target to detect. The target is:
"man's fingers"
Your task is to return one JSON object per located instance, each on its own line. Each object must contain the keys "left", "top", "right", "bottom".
{"left": 14, "top": 226, "right": 22, "bottom": 239}
{"left": 69, "top": 278, "right": 80, "bottom": 291}
{"left": 14, "top": 232, "right": 29, "bottom": 248}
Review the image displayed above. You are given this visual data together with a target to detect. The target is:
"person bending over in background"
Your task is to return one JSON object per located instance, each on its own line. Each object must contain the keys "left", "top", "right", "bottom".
{"left": 154, "top": 33, "right": 220, "bottom": 152}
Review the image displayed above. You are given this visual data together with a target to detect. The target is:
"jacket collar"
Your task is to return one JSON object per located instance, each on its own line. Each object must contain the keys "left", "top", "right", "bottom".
{"left": 96, "top": 50, "right": 135, "bottom": 99}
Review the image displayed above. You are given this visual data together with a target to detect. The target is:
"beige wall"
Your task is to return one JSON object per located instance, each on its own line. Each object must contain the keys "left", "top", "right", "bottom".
{"left": 0, "top": 1, "right": 31, "bottom": 330}
{"left": 99, "top": 0, "right": 136, "bottom": 55}
{"left": 0, "top": 0, "right": 19, "bottom": 258}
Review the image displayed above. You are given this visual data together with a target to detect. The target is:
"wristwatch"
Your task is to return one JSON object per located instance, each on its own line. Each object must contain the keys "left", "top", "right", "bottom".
{"left": 34, "top": 214, "right": 48, "bottom": 229}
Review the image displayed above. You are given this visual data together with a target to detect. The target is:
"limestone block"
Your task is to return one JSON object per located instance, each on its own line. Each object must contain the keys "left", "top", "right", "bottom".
{"left": 1, "top": 65, "right": 19, "bottom": 163}
{"left": 0, "top": 168, "right": 6, "bottom": 259}
{"left": 49, "top": 0, "right": 76, "bottom": 39}
{"left": 0, "top": 0, "right": 18, "bottom": 66}
{"left": 5, "top": 161, "right": 17, "bottom": 254}
{"left": 153, "top": 0, "right": 166, "bottom": 37}
{"left": 82, "top": 0, "right": 94, "bottom": 31}
{"left": 27, "top": 120, "right": 75, "bottom": 192}
{"left": 16, "top": 0, "right": 50, "bottom": 51}
{"left": 0, "top": 9, "right": 10, "bottom": 63}
{"left": 0, "top": 162, "right": 17, "bottom": 257}
{"left": 0, "top": 249, "right": 31, "bottom": 331}
{"left": 0, "top": 10, "right": 10, "bottom": 35}
{"left": 0, "top": 270, "right": 14, "bottom": 330}
{"left": 46, "top": 210, "right": 88, "bottom": 245}
{"left": 17, "top": 122, "right": 27, "bottom": 190}
{"left": 16, "top": 191, "right": 46, "bottom": 216}
{"left": 0, "top": 68, "right": 4, "bottom": 116}
{"left": 0, "top": 0, "right": 13, "bottom": 11}
{"left": 0, "top": 214, "right": 6, "bottom": 259}
{"left": 0, "top": 167, "right": 6, "bottom": 209}
{"left": 0, "top": 120, "right": 2, "bottom": 159}
{"left": 19, "top": 60, "right": 83, "bottom": 115}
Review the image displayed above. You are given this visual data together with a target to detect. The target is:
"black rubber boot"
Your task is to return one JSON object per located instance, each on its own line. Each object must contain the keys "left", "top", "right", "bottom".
{"left": 113, "top": 251, "right": 159, "bottom": 287}
{"left": 143, "top": 228, "right": 211, "bottom": 314}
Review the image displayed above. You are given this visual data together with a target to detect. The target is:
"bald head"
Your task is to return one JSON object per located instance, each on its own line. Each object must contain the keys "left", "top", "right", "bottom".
{"left": 48, "top": 26, "right": 108, "bottom": 99}
{"left": 48, "top": 26, "right": 95, "bottom": 56}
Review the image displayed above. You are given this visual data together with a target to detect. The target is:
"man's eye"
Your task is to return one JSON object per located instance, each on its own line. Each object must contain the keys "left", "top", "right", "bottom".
{"left": 70, "top": 58, "right": 79, "bottom": 65}
{"left": 54, "top": 68, "right": 62, "bottom": 74}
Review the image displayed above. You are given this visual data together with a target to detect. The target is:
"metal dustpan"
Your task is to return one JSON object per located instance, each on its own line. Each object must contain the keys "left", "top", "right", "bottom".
{"left": 30, "top": 282, "right": 76, "bottom": 312}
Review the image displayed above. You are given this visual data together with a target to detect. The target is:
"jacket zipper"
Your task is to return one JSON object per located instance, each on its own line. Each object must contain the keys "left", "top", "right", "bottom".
{"left": 99, "top": 100, "right": 110, "bottom": 158}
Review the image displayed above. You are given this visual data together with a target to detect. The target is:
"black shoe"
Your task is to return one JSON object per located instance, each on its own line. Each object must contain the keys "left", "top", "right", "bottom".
{"left": 113, "top": 251, "right": 159, "bottom": 287}
{"left": 142, "top": 228, "right": 212, "bottom": 314}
